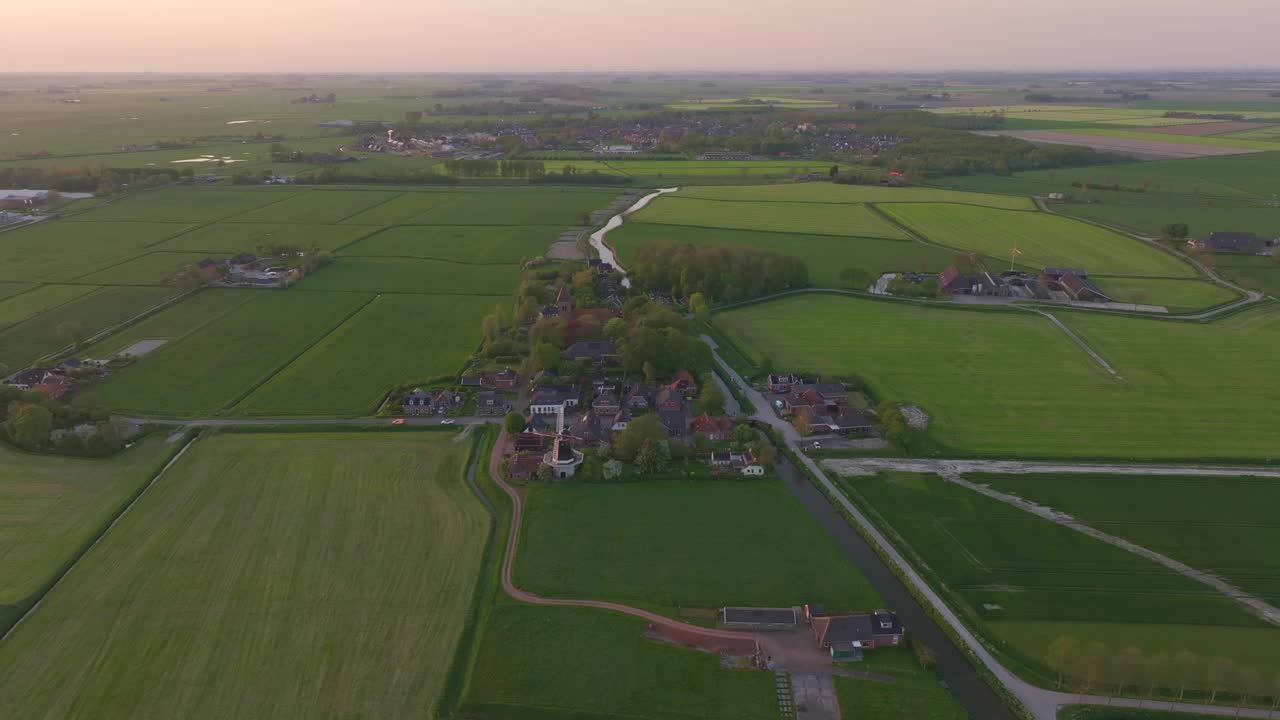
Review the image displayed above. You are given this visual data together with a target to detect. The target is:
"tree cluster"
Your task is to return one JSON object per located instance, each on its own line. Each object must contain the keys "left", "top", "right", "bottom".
{"left": 0, "top": 385, "right": 124, "bottom": 457}
{"left": 880, "top": 127, "right": 1128, "bottom": 177}
{"left": 628, "top": 241, "right": 809, "bottom": 303}
{"left": 443, "top": 159, "right": 547, "bottom": 178}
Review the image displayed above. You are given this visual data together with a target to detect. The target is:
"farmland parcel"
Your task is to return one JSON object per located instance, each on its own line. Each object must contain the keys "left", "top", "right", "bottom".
{"left": 716, "top": 295, "right": 1280, "bottom": 459}
{"left": 0, "top": 431, "right": 489, "bottom": 720}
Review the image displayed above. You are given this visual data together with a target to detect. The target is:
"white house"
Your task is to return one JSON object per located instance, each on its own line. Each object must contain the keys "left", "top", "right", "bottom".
{"left": 741, "top": 465, "right": 766, "bottom": 477}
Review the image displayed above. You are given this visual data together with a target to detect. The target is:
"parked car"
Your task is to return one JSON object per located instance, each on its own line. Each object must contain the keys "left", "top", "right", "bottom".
{"left": 441, "top": 419, "right": 456, "bottom": 425}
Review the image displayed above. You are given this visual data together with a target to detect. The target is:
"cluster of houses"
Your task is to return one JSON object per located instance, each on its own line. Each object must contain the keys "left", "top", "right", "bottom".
{"left": 4, "top": 358, "right": 103, "bottom": 401}
{"left": 400, "top": 367, "right": 518, "bottom": 417}
{"left": 928, "top": 262, "right": 1113, "bottom": 303}
{"left": 1188, "top": 231, "right": 1278, "bottom": 256}
{"left": 766, "top": 374, "right": 873, "bottom": 435}
{"left": 722, "top": 604, "right": 905, "bottom": 662}
{"left": 189, "top": 253, "right": 300, "bottom": 288}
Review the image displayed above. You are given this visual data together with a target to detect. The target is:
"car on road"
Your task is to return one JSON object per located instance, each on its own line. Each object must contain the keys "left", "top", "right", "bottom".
{"left": 441, "top": 419, "right": 456, "bottom": 425}
{"left": 390, "top": 418, "right": 405, "bottom": 425}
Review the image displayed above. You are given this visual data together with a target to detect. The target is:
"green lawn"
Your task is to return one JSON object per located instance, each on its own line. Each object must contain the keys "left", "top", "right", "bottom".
{"left": 154, "top": 222, "right": 381, "bottom": 254}
{"left": 75, "top": 251, "right": 213, "bottom": 286}
{"left": 836, "top": 647, "right": 966, "bottom": 719}
{"left": 1212, "top": 254, "right": 1280, "bottom": 295}
{"left": 879, "top": 204, "right": 1195, "bottom": 277}
{"left": 463, "top": 603, "right": 777, "bottom": 720}
{"left": 608, "top": 159, "right": 843, "bottom": 181}
{"left": 227, "top": 188, "right": 401, "bottom": 224}
{"left": 0, "top": 221, "right": 192, "bottom": 282}
{"left": 0, "top": 286, "right": 177, "bottom": 369}
{"left": 679, "top": 183, "right": 1036, "bottom": 210}
{"left": 67, "top": 187, "right": 301, "bottom": 223}
{"left": 1060, "top": 204, "right": 1280, "bottom": 245}
{"left": 335, "top": 190, "right": 460, "bottom": 225}
{"left": 398, "top": 188, "right": 616, "bottom": 225}
{"left": 0, "top": 431, "right": 489, "bottom": 720}
{"left": 96, "top": 291, "right": 369, "bottom": 416}
{"left": 0, "top": 284, "right": 97, "bottom": 330}
{"left": 80, "top": 289, "right": 260, "bottom": 357}
{"left": 635, "top": 195, "right": 908, "bottom": 239}
{"left": 341, "top": 224, "right": 560, "bottom": 263}
{"left": 839, "top": 473, "right": 1280, "bottom": 684}
{"left": 609, "top": 222, "right": 954, "bottom": 288}
{"left": 716, "top": 295, "right": 1280, "bottom": 459}
{"left": 0, "top": 435, "right": 178, "bottom": 633}
{"left": 0, "top": 282, "right": 37, "bottom": 303}
{"left": 1090, "top": 277, "right": 1238, "bottom": 312}
{"left": 516, "top": 480, "right": 880, "bottom": 612}
{"left": 237, "top": 293, "right": 490, "bottom": 415}
{"left": 298, "top": 256, "right": 518, "bottom": 295}
{"left": 971, "top": 473, "right": 1280, "bottom": 606}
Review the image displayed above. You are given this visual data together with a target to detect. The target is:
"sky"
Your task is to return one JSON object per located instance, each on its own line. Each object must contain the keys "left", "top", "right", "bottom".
{"left": 8, "top": 0, "right": 1280, "bottom": 73}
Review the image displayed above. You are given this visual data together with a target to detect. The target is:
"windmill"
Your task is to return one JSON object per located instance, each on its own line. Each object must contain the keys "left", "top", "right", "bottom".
{"left": 1009, "top": 244, "right": 1023, "bottom": 272}
{"left": 527, "top": 405, "right": 585, "bottom": 480}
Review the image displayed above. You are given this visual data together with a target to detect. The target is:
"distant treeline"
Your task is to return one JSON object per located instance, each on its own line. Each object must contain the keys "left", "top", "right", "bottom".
{"left": 1024, "top": 92, "right": 1150, "bottom": 102}
{"left": 880, "top": 127, "right": 1128, "bottom": 177}
{"left": 0, "top": 166, "right": 179, "bottom": 193}
{"left": 628, "top": 241, "right": 809, "bottom": 302}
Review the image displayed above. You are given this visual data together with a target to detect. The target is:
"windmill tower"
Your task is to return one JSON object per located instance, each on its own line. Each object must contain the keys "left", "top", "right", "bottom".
{"left": 541, "top": 405, "right": 584, "bottom": 480}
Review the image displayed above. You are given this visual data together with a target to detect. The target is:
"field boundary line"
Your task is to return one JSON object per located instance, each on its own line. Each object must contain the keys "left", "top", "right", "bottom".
{"left": 329, "top": 252, "right": 524, "bottom": 267}
{"left": 0, "top": 432, "right": 199, "bottom": 645}
{"left": 0, "top": 284, "right": 101, "bottom": 338}
{"left": 1023, "top": 308, "right": 1119, "bottom": 377}
{"left": 224, "top": 293, "right": 378, "bottom": 413}
{"left": 327, "top": 225, "right": 398, "bottom": 254}
{"left": 329, "top": 190, "right": 409, "bottom": 225}
{"left": 635, "top": 218, "right": 908, "bottom": 242}
{"left": 937, "top": 472, "right": 1280, "bottom": 626}
{"left": 17, "top": 286, "right": 195, "bottom": 370}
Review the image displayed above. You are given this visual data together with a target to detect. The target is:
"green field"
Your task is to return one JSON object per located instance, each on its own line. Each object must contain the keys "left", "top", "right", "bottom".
{"left": 973, "top": 473, "right": 1280, "bottom": 606}
{"left": 1071, "top": 128, "right": 1280, "bottom": 152}
{"left": 383, "top": 188, "right": 616, "bottom": 225}
{"left": 1090, "top": 277, "right": 1239, "bottom": 311}
{"left": 835, "top": 648, "right": 967, "bottom": 720}
{"left": 636, "top": 195, "right": 908, "bottom": 238}
{"left": 342, "top": 224, "right": 560, "bottom": 263}
{"left": 238, "top": 294, "right": 491, "bottom": 415}
{"left": 880, "top": 204, "right": 1195, "bottom": 277}
{"left": 717, "top": 295, "right": 1280, "bottom": 459}
{"left": 516, "top": 480, "right": 880, "bottom": 612}
{"left": 0, "top": 431, "right": 489, "bottom": 720}
{"left": 840, "top": 472, "right": 1280, "bottom": 682}
{"left": 607, "top": 159, "right": 846, "bottom": 181}
{"left": 96, "top": 291, "right": 368, "bottom": 415}
{"left": 1212, "top": 254, "right": 1280, "bottom": 296}
{"left": 67, "top": 188, "right": 301, "bottom": 223}
{"left": 610, "top": 222, "right": 954, "bottom": 287}
{"left": 0, "top": 282, "right": 37, "bottom": 303}
{"left": 155, "top": 222, "right": 381, "bottom": 253}
{"left": 81, "top": 289, "right": 259, "bottom": 357}
{"left": 464, "top": 603, "right": 777, "bottom": 720}
{"left": 1061, "top": 204, "right": 1280, "bottom": 246}
{"left": 0, "top": 286, "right": 177, "bottom": 369}
{"left": 227, "top": 188, "right": 401, "bottom": 224}
{"left": 75, "top": 251, "right": 212, "bottom": 286}
{"left": 678, "top": 183, "right": 1036, "bottom": 209}
{"left": 0, "top": 435, "right": 177, "bottom": 633}
{"left": 0, "top": 221, "right": 192, "bottom": 282}
{"left": 299, "top": 256, "right": 518, "bottom": 295}
{"left": 0, "top": 284, "right": 98, "bottom": 330}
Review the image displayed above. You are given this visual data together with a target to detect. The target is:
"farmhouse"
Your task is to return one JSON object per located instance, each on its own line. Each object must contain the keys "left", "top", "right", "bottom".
{"left": 1040, "top": 268, "right": 1110, "bottom": 303}
{"left": 529, "top": 387, "right": 579, "bottom": 414}
{"left": 938, "top": 264, "right": 1004, "bottom": 296}
{"left": 401, "top": 388, "right": 432, "bottom": 415}
{"left": 1189, "top": 231, "right": 1276, "bottom": 255}
{"left": 768, "top": 373, "right": 798, "bottom": 393}
{"left": 0, "top": 189, "right": 48, "bottom": 209}
{"left": 475, "top": 391, "right": 510, "bottom": 416}
{"left": 810, "top": 609, "right": 905, "bottom": 659}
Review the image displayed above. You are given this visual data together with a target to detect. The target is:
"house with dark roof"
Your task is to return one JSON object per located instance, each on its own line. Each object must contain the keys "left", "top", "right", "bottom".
{"left": 529, "top": 387, "right": 579, "bottom": 414}
{"left": 569, "top": 410, "right": 607, "bottom": 446}
{"left": 938, "top": 264, "right": 1004, "bottom": 296}
{"left": 658, "top": 408, "right": 690, "bottom": 439}
{"left": 487, "top": 367, "right": 519, "bottom": 390}
{"left": 508, "top": 454, "right": 544, "bottom": 481}
{"left": 564, "top": 340, "right": 618, "bottom": 366}
{"left": 768, "top": 373, "right": 798, "bottom": 393}
{"left": 592, "top": 390, "right": 621, "bottom": 415}
{"left": 475, "top": 391, "right": 509, "bottom": 416}
{"left": 1040, "top": 268, "right": 1110, "bottom": 303}
{"left": 554, "top": 284, "right": 572, "bottom": 315}
{"left": 1189, "top": 231, "right": 1276, "bottom": 255}
{"left": 514, "top": 431, "right": 548, "bottom": 452}
{"left": 401, "top": 389, "right": 433, "bottom": 415}
{"left": 810, "top": 610, "right": 904, "bottom": 659}
{"left": 626, "top": 383, "right": 656, "bottom": 410}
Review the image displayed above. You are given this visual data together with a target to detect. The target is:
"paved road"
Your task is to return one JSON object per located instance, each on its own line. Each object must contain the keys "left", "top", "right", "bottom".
{"left": 704, "top": 338, "right": 1278, "bottom": 719}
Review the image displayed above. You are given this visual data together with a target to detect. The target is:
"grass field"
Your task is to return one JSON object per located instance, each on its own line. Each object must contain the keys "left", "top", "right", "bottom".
{"left": 298, "top": 256, "right": 519, "bottom": 294}
{"left": 716, "top": 295, "right": 1280, "bottom": 459}
{"left": 840, "top": 472, "right": 1280, "bottom": 680}
{"left": 155, "top": 222, "right": 381, "bottom": 253}
{"left": 678, "top": 183, "right": 1036, "bottom": 209}
{"left": 0, "top": 282, "right": 36, "bottom": 303}
{"left": 609, "top": 222, "right": 954, "bottom": 288}
{"left": 606, "top": 159, "right": 846, "bottom": 181}
{"left": 835, "top": 648, "right": 967, "bottom": 720}
{"left": 1090, "top": 277, "right": 1239, "bottom": 311}
{"left": 333, "top": 190, "right": 461, "bottom": 225}
{"left": 880, "top": 204, "right": 1196, "bottom": 277}
{"left": 0, "top": 284, "right": 98, "bottom": 330}
{"left": 0, "top": 221, "right": 192, "bottom": 282}
{"left": 636, "top": 195, "right": 907, "bottom": 238}
{"left": 1060, "top": 205, "right": 1280, "bottom": 246}
{"left": 67, "top": 188, "right": 300, "bottom": 223}
{"left": 342, "top": 224, "right": 560, "bottom": 263}
{"left": 389, "top": 188, "right": 616, "bottom": 225}
{"left": 81, "top": 289, "right": 259, "bottom": 357}
{"left": 227, "top": 189, "right": 401, "bottom": 224}
{"left": 1212, "top": 254, "right": 1280, "bottom": 296}
{"left": 75, "top": 251, "right": 213, "bottom": 285}
{"left": 463, "top": 603, "right": 778, "bottom": 720}
{"left": 1070, "top": 128, "right": 1280, "bottom": 152}
{"left": 0, "top": 286, "right": 177, "bottom": 369}
{"left": 0, "top": 435, "right": 177, "bottom": 633}
{"left": 96, "top": 291, "right": 369, "bottom": 415}
{"left": 0, "top": 431, "right": 489, "bottom": 720}
{"left": 516, "top": 480, "right": 881, "bottom": 612}
{"left": 237, "top": 294, "right": 491, "bottom": 415}
{"left": 973, "top": 472, "right": 1280, "bottom": 606}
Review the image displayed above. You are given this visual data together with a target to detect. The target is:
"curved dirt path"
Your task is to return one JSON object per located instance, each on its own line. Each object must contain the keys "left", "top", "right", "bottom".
{"left": 485, "top": 429, "right": 759, "bottom": 655}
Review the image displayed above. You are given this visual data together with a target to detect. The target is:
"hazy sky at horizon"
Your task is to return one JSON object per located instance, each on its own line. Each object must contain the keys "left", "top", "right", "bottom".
{"left": 9, "top": 0, "right": 1279, "bottom": 73}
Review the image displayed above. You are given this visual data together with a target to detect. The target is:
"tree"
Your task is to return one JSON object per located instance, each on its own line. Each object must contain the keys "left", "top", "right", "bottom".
{"left": 56, "top": 320, "right": 85, "bottom": 350}
{"left": 642, "top": 360, "right": 657, "bottom": 383}
{"left": 603, "top": 317, "right": 627, "bottom": 342}
{"left": 504, "top": 412, "right": 526, "bottom": 434}
{"left": 1047, "top": 636, "right": 1079, "bottom": 689}
{"left": 829, "top": 165, "right": 840, "bottom": 179}
{"left": 613, "top": 414, "right": 665, "bottom": 462}
{"left": 1206, "top": 656, "right": 1236, "bottom": 703}
{"left": 4, "top": 403, "right": 52, "bottom": 450}
{"left": 85, "top": 421, "right": 123, "bottom": 456}
{"left": 532, "top": 342, "right": 560, "bottom": 371}
{"left": 1235, "top": 668, "right": 1261, "bottom": 711}
{"left": 733, "top": 423, "right": 756, "bottom": 445}
{"left": 1143, "top": 652, "right": 1171, "bottom": 702}
{"left": 1112, "top": 646, "right": 1144, "bottom": 697}
{"left": 482, "top": 311, "right": 502, "bottom": 342}
{"left": 1160, "top": 223, "right": 1189, "bottom": 241}
{"left": 688, "top": 292, "right": 710, "bottom": 323}
{"left": 635, "top": 438, "right": 669, "bottom": 472}
{"left": 1074, "top": 641, "right": 1109, "bottom": 695}
{"left": 694, "top": 381, "right": 725, "bottom": 416}
{"left": 1173, "top": 650, "right": 1201, "bottom": 700}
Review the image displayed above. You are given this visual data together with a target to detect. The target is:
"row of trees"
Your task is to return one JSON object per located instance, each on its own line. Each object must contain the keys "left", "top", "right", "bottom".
{"left": 628, "top": 241, "right": 810, "bottom": 304}
{"left": 442, "top": 159, "right": 547, "bottom": 178}
{"left": 880, "top": 127, "right": 1128, "bottom": 177}
{"left": 1046, "top": 636, "right": 1280, "bottom": 709}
